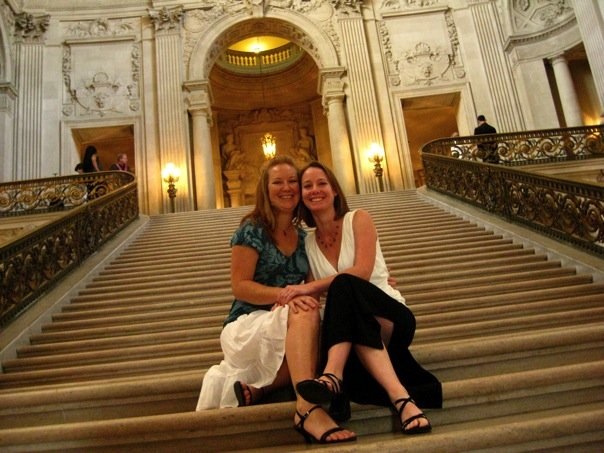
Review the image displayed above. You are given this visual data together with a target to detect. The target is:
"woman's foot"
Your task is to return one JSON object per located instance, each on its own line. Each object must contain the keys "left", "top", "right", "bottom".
{"left": 233, "top": 381, "right": 265, "bottom": 407}
{"left": 392, "top": 397, "right": 432, "bottom": 435}
{"left": 293, "top": 404, "right": 356, "bottom": 444}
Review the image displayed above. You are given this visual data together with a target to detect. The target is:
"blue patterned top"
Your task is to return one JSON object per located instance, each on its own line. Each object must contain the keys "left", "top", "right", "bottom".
{"left": 224, "top": 220, "right": 308, "bottom": 325}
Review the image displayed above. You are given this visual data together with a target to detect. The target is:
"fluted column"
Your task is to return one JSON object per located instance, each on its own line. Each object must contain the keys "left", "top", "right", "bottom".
{"left": 12, "top": 13, "right": 49, "bottom": 180}
{"left": 150, "top": 6, "right": 192, "bottom": 212}
{"left": 185, "top": 81, "right": 216, "bottom": 210}
{"left": 337, "top": 13, "right": 388, "bottom": 193}
{"left": 469, "top": 0, "right": 525, "bottom": 132}
{"left": 551, "top": 54, "right": 583, "bottom": 127}
{"left": 320, "top": 68, "right": 356, "bottom": 195}
{"left": 571, "top": 0, "right": 604, "bottom": 110}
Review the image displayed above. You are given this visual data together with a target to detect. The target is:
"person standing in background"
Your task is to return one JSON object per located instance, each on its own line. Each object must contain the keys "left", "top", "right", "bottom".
{"left": 474, "top": 115, "right": 499, "bottom": 163}
{"left": 110, "top": 153, "right": 130, "bottom": 172}
{"left": 82, "top": 145, "right": 101, "bottom": 172}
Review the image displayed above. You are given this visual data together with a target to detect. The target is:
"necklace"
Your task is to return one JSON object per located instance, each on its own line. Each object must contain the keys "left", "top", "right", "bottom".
{"left": 317, "top": 224, "right": 340, "bottom": 248}
{"left": 281, "top": 224, "right": 294, "bottom": 237}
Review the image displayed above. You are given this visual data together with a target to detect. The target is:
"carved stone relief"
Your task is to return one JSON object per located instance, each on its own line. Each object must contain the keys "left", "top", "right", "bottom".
{"left": 62, "top": 37, "right": 141, "bottom": 118}
{"left": 149, "top": 6, "right": 183, "bottom": 33}
{"left": 14, "top": 13, "right": 49, "bottom": 43}
{"left": 510, "top": 0, "right": 573, "bottom": 34}
{"left": 380, "top": 0, "right": 441, "bottom": 11}
{"left": 378, "top": 9, "right": 464, "bottom": 87}
{"left": 65, "top": 18, "right": 135, "bottom": 38}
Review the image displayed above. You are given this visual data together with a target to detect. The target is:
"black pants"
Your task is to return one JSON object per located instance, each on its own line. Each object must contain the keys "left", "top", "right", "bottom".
{"left": 321, "top": 274, "right": 442, "bottom": 409}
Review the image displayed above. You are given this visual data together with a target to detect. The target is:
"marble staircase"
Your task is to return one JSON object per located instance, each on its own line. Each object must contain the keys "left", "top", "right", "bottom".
{"left": 0, "top": 190, "right": 603, "bottom": 451}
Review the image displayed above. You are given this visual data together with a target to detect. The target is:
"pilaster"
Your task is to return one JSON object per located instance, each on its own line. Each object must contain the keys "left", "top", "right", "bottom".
{"left": 150, "top": 6, "right": 192, "bottom": 212}
{"left": 571, "top": 0, "right": 604, "bottom": 111}
{"left": 337, "top": 11, "right": 388, "bottom": 193}
{"left": 12, "top": 13, "right": 49, "bottom": 180}
{"left": 469, "top": 0, "right": 525, "bottom": 132}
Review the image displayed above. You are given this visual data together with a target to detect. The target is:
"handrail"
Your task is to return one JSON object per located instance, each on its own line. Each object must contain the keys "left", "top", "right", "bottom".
{"left": 0, "top": 171, "right": 134, "bottom": 216}
{"left": 421, "top": 125, "right": 604, "bottom": 257}
{"left": 0, "top": 172, "right": 138, "bottom": 327}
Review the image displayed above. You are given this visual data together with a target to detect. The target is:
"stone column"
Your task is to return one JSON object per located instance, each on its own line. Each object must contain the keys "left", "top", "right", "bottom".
{"left": 150, "top": 6, "right": 192, "bottom": 212}
{"left": 185, "top": 81, "right": 216, "bottom": 210}
{"left": 469, "top": 0, "right": 525, "bottom": 132}
{"left": 571, "top": 0, "right": 604, "bottom": 110}
{"left": 12, "top": 13, "right": 49, "bottom": 180}
{"left": 320, "top": 68, "right": 356, "bottom": 195}
{"left": 550, "top": 54, "right": 583, "bottom": 127}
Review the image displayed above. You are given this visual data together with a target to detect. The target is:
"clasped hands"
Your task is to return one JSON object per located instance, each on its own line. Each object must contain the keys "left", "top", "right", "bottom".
{"left": 274, "top": 284, "right": 320, "bottom": 314}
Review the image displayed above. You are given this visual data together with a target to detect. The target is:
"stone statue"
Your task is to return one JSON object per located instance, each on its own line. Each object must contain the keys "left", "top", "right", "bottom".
{"left": 221, "top": 133, "right": 244, "bottom": 171}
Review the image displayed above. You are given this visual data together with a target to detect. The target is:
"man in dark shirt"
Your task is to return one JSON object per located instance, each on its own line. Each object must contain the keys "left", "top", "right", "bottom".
{"left": 474, "top": 115, "right": 499, "bottom": 163}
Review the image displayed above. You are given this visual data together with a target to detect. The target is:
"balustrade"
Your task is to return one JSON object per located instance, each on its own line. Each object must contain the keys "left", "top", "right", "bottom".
{"left": 422, "top": 125, "right": 604, "bottom": 257}
{"left": 0, "top": 172, "right": 138, "bottom": 327}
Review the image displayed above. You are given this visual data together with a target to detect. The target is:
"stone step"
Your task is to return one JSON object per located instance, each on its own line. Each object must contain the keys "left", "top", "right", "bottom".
{"left": 0, "top": 365, "right": 602, "bottom": 451}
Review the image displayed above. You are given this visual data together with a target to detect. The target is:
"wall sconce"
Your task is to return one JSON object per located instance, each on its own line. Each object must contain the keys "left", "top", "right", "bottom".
{"left": 368, "top": 143, "right": 385, "bottom": 192}
{"left": 262, "top": 133, "right": 276, "bottom": 159}
{"left": 161, "top": 162, "right": 180, "bottom": 213}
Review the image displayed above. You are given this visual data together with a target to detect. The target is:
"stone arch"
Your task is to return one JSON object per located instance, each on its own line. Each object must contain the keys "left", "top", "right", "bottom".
{"left": 184, "top": 10, "right": 340, "bottom": 82}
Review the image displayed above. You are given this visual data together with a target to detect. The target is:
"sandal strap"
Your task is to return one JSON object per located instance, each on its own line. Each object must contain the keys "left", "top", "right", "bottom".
{"left": 392, "top": 397, "right": 415, "bottom": 417}
{"left": 319, "top": 426, "right": 345, "bottom": 443}
{"left": 295, "top": 405, "right": 321, "bottom": 431}
{"left": 318, "top": 373, "right": 342, "bottom": 394}
{"left": 401, "top": 414, "right": 429, "bottom": 431}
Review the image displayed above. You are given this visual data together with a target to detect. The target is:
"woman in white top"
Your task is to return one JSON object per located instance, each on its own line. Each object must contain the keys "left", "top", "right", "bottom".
{"left": 278, "top": 161, "right": 441, "bottom": 435}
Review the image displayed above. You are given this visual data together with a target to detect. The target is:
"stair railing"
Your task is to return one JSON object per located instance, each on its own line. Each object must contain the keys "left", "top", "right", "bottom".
{"left": 421, "top": 125, "right": 604, "bottom": 257}
{"left": 0, "top": 172, "right": 138, "bottom": 327}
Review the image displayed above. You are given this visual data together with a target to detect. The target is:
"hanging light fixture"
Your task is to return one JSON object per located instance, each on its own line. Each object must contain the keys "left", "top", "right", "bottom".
{"left": 262, "top": 133, "right": 276, "bottom": 159}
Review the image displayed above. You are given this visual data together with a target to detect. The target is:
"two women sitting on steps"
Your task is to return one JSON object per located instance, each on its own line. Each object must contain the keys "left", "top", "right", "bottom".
{"left": 196, "top": 157, "right": 441, "bottom": 443}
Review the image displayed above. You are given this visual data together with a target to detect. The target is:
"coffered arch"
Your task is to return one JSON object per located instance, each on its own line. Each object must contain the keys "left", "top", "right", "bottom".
{"left": 185, "top": 13, "right": 340, "bottom": 82}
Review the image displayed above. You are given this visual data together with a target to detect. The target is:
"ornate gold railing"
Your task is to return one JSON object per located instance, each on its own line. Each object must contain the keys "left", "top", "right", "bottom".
{"left": 0, "top": 172, "right": 138, "bottom": 327}
{"left": 421, "top": 125, "right": 604, "bottom": 257}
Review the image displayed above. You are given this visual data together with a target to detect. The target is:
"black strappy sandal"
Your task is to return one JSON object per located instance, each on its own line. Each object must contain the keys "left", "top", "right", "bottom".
{"left": 392, "top": 397, "right": 432, "bottom": 435}
{"left": 296, "top": 373, "right": 351, "bottom": 422}
{"left": 233, "top": 381, "right": 264, "bottom": 407}
{"left": 294, "top": 405, "right": 357, "bottom": 444}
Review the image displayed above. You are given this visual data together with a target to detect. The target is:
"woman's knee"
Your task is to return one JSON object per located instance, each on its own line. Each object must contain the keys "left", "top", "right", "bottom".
{"left": 288, "top": 305, "right": 320, "bottom": 327}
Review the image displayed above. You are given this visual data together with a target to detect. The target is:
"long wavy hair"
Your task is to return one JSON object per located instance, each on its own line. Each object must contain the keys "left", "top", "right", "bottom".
{"left": 241, "top": 155, "right": 301, "bottom": 236}
{"left": 299, "top": 161, "right": 350, "bottom": 228}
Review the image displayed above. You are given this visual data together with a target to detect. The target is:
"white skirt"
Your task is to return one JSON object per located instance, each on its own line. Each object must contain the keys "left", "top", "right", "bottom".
{"left": 196, "top": 305, "right": 289, "bottom": 410}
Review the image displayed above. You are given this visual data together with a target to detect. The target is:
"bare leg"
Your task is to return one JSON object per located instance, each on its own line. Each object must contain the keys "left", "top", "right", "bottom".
{"left": 286, "top": 307, "right": 355, "bottom": 442}
{"left": 353, "top": 343, "right": 429, "bottom": 430}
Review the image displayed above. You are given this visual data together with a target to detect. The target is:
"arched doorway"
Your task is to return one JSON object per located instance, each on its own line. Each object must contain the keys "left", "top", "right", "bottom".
{"left": 184, "top": 14, "right": 348, "bottom": 209}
